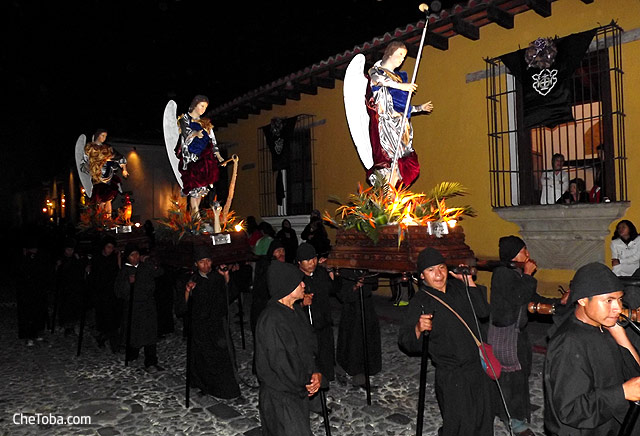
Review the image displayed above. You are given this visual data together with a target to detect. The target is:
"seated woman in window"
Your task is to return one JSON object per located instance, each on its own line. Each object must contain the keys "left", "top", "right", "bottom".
{"left": 540, "top": 153, "right": 569, "bottom": 204}
{"left": 557, "top": 178, "right": 589, "bottom": 204}
{"left": 611, "top": 219, "right": 640, "bottom": 276}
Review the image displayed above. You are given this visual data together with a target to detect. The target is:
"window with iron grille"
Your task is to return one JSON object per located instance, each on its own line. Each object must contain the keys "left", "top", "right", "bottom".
{"left": 258, "top": 114, "right": 315, "bottom": 217}
{"left": 485, "top": 22, "right": 626, "bottom": 207}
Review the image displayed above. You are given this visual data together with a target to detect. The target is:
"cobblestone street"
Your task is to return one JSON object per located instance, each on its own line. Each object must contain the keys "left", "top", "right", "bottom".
{"left": 0, "top": 285, "right": 551, "bottom": 436}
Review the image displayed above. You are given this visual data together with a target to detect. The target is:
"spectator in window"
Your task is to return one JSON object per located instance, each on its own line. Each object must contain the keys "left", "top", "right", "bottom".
{"left": 558, "top": 177, "right": 589, "bottom": 204}
{"left": 610, "top": 219, "right": 640, "bottom": 277}
{"left": 540, "top": 153, "right": 570, "bottom": 205}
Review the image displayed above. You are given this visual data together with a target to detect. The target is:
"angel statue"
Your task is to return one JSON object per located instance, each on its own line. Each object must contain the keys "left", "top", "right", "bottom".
{"left": 75, "top": 128, "right": 129, "bottom": 218}
{"left": 163, "top": 95, "right": 225, "bottom": 217}
{"left": 343, "top": 42, "right": 433, "bottom": 188}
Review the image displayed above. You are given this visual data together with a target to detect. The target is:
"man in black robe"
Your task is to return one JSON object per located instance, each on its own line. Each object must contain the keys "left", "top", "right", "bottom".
{"left": 398, "top": 247, "right": 493, "bottom": 436}
{"left": 489, "top": 236, "right": 562, "bottom": 435}
{"left": 114, "top": 243, "right": 164, "bottom": 372}
{"left": 298, "top": 243, "right": 335, "bottom": 382}
{"left": 55, "top": 238, "right": 86, "bottom": 336}
{"left": 17, "top": 235, "right": 51, "bottom": 346}
{"left": 255, "top": 261, "right": 321, "bottom": 436}
{"left": 178, "top": 245, "right": 241, "bottom": 399}
{"left": 335, "top": 268, "right": 382, "bottom": 386}
{"left": 544, "top": 262, "right": 640, "bottom": 435}
{"left": 297, "top": 242, "right": 336, "bottom": 415}
{"left": 88, "top": 235, "right": 121, "bottom": 351}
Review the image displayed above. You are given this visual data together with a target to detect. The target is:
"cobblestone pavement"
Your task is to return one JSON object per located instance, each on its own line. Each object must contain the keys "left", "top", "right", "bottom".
{"left": 0, "top": 286, "right": 552, "bottom": 436}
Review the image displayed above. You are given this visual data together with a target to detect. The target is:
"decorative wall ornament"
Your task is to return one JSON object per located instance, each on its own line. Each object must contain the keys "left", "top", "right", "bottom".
{"left": 525, "top": 37, "right": 558, "bottom": 69}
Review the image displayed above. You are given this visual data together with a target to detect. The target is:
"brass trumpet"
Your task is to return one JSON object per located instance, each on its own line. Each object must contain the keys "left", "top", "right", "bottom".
{"left": 528, "top": 302, "right": 555, "bottom": 315}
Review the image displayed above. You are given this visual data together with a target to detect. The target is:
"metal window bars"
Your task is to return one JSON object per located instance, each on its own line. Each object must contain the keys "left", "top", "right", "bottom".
{"left": 486, "top": 22, "right": 626, "bottom": 207}
{"left": 258, "top": 114, "right": 316, "bottom": 217}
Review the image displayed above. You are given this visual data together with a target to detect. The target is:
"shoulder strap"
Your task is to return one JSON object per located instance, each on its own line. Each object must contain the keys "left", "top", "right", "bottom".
{"left": 425, "top": 291, "right": 481, "bottom": 346}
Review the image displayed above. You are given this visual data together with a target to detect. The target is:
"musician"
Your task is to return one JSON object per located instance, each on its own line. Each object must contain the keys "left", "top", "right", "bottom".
{"left": 368, "top": 41, "right": 433, "bottom": 187}
{"left": 398, "top": 247, "right": 493, "bottom": 436}
{"left": 488, "top": 235, "right": 560, "bottom": 435}
{"left": 255, "top": 261, "right": 321, "bottom": 436}
{"left": 544, "top": 262, "right": 640, "bottom": 435}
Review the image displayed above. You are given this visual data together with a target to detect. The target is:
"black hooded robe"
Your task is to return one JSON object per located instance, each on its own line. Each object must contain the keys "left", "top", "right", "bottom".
{"left": 88, "top": 249, "right": 120, "bottom": 345}
{"left": 544, "top": 316, "right": 640, "bottom": 435}
{"left": 255, "top": 300, "right": 317, "bottom": 436}
{"left": 114, "top": 261, "right": 163, "bottom": 349}
{"left": 489, "top": 266, "right": 541, "bottom": 423}
{"left": 177, "top": 271, "right": 241, "bottom": 399}
{"left": 398, "top": 279, "right": 494, "bottom": 436}
{"left": 302, "top": 267, "right": 336, "bottom": 382}
{"left": 335, "top": 270, "right": 382, "bottom": 377}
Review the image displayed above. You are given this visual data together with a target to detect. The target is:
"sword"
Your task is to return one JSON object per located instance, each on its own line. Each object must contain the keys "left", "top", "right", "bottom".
{"left": 389, "top": 3, "right": 431, "bottom": 186}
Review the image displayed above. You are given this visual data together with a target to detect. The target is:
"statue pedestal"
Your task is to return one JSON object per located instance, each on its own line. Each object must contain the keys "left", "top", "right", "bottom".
{"left": 156, "top": 231, "right": 255, "bottom": 268}
{"left": 326, "top": 225, "right": 475, "bottom": 273}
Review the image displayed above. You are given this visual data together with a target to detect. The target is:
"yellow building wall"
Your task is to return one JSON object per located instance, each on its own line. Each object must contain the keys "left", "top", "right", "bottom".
{"left": 216, "top": 0, "right": 640, "bottom": 296}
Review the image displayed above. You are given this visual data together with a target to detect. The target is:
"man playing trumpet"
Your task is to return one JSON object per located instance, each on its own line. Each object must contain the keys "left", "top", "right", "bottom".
{"left": 544, "top": 263, "right": 640, "bottom": 435}
{"left": 488, "top": 236, "right": 562, "bottom": 436}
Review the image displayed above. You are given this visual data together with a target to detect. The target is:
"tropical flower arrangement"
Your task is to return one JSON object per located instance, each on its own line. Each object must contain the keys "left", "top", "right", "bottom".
{"left": 323, "top": 175, "right": 475, "bottom": 246}
{"left": 77, "top": 191, "right": 136, "bottom": 233}
{"left": 77, "top": 203, "right": 116, "bottom": 232}
{"left": 77, "top": 203, "right": 132, "bottom": 232}
{"left": 156, "top": 195, "right": 242, "bottom": 243}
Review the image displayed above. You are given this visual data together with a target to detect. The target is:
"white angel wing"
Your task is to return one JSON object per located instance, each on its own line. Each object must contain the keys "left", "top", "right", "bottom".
{"left": 343, "top": 53, "right": 374, "bottom": 170}
{"left": 163, "top": 100, "right": 183, "bottom": 188}
{"left": 74, "top": 134, "right": 93, "bottom": 198}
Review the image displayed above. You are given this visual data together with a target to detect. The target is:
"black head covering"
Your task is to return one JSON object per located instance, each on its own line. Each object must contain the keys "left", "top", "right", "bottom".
{"left": 266, "top": 238, "right": 284, "bottom": 259}
{"left": 101, "top": 235, "right": 117, "bottom": 249}
{"left": 623, "top": 285, "right": 640, "bottom": 309}
{"left": 22, "top": 234, "right": 39, "bottom": 250}
{"left": 311, "top": 237, "right": 331, "bottom": 258}
{"left": 64, "top": 237, "right": 77, "bottom": 249}
{"left": 267, "top": 261, "right": 304, "bottom": 300}
{"left": 123, "top": 242, "right": 140, "bottom": 260}
{"left": 499, "top": 236, "right": 526, "bottom": 262}
{"left": 296, "top": 242, "right": 317, "bottom": 262}
{"left": 569, "top": 262, "right": 623, "bottom": 304}
{"left": 193, "top": 245, "right": 211, "bottom": 262}
{"left": 417, "top": 247, "right": 446, "bottom": 272}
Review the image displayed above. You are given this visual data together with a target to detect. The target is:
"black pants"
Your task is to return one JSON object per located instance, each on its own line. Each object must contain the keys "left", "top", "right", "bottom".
{"left": 126, "top": 343, "right": 158, "bottom": 367}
